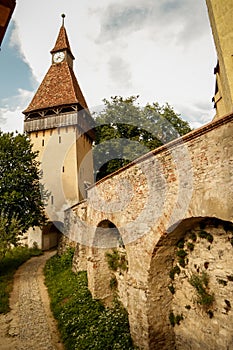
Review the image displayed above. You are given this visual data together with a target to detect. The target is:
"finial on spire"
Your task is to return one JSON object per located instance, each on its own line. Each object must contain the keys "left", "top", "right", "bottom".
{"left": 61, "top": 14, "right": 66, "bottom": 26}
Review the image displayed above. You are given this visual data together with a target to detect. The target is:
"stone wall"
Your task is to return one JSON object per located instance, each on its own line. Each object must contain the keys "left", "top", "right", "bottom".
{"left": 171, "top": 220, "right": 233, "bottom": 350}
{"left": 148, "top": 217, "right": 233, "bottom": 349}
{"left": 68, "top": 113, "right": 233, "bottom": 349}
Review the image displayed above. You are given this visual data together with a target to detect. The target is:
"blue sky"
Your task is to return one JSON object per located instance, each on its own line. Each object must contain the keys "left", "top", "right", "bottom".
{"left": 0, "top": 22, "right": 36, "bottom": 99}
{"left": 0, "top": 0, "right": 217, "bottom": 132}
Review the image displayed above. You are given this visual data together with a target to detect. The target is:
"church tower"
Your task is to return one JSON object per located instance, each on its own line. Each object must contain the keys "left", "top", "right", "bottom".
{"left": 23, "top": 15, "right": 94, "bottom": 249}
{"left": 206, "top": 0, "right": 233, "bottom": 119}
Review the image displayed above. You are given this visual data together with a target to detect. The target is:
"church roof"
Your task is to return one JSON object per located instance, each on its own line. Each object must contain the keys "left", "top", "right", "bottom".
{"left": 23, "top": 21, "right": 88, "bottom": 114}
{"left": 50, "top": 24, "right": 74, "bottom": 59}
{"left": 23, "top": 61, "right": 88, "bottom": 113}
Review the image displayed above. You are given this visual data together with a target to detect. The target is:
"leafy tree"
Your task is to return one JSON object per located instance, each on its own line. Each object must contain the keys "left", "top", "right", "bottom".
{"left": 0, "top": 131, "right": 47, "bottom": 257}
{"left": 0, "top": 214, "right": 22, "bottom": 259}
{"left": 93, "top": 96, "right": 192, "bottom": 180}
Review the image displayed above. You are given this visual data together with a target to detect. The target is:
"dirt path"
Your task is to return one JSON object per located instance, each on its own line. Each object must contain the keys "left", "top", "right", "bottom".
{"left": 0, "top": 251, "right": 64, "bottom": 350}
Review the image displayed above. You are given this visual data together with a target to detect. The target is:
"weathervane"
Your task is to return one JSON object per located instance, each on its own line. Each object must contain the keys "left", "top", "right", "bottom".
{"left": 61, "top": 13, "right": 66, "bottom": 26}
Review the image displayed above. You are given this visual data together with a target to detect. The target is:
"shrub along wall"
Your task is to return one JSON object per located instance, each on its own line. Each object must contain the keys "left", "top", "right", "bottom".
{"left": 44, "top": 249, "right": 135, "bottom": 350}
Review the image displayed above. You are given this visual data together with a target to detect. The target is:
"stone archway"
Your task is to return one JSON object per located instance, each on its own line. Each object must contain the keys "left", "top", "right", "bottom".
{"left": 147, "top": 217, "right": 233, "bottom": 350}
{"left": 42, "top": 222, "right": 61, "bottom": 250}
{"left": 87, "top": 220, "right": 127, "bottom": 306}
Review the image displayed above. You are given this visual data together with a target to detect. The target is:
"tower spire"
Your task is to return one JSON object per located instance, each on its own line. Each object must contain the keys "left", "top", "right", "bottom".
{"left": 23, "top": 18, "right": 89, "bottom": 115}
{"left": 50, "top": 17, "right": 74, "bottom": 58}
{"left": 61, "top": 13, "right": 65, "bottom": 27}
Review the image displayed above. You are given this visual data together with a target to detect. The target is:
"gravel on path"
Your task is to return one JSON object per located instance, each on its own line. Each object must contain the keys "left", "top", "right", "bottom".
{"left": 0, "top": 251, "right": 64, "bottom": 350}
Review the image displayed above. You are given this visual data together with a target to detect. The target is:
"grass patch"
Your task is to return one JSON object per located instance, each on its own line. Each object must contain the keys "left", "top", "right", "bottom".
{"left": 0, "top": 245, "right": 43, "bottom": 313}
{"left": 44, "top": 248, "right": 135, "bottom": 350}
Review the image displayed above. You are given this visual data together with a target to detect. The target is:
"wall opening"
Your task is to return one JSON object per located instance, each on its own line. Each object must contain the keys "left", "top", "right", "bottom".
{"left": 147, "top": 217, "right": 233, "bottom": 350}
{"left": 88, "top": 220, "right": 127, "bottom": 306}
{"left": 42, "top": 222, "right": 61, "bottom": 251}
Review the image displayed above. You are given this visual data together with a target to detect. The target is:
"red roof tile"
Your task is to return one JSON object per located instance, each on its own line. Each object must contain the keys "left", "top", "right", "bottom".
{"left": 23, "top": 61, "right": 88, "bottom": 113}
{"left": 50, "top": 25, "right": 74, "bottom": 59}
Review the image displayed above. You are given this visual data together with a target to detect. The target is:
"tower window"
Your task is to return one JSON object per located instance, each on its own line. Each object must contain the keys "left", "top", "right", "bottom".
{"left": 50, "top": 129, "right": 53, "bottom": 136}
{"left": 59, "top": 136, "right": 61, "bottom": 143}
{"left": 35, "top": 132, "right": 38, "bottom": 138}
{"left": 51, "top": 196, "right": 54, "bottom": 205}
{"left": 42, "top": 139, "right": 45, "bottom": 147}
{"left": 62, "top": 166, "right": 65, "bottom": 173}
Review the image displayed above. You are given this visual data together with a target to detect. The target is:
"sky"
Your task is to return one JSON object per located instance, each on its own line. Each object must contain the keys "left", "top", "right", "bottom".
{"left": 0, "top": 0, "right": 217, "bottom": 133}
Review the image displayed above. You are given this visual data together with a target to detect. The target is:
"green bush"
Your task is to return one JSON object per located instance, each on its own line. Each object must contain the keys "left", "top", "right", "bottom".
{"left": 0, "top": 245, "right": 43, "bottom": 313}
{"left": 44, "top": 251, "right": 135, "bottom": 350}
{"left": 60, "top": 247, "right": 75, "bottom": 268}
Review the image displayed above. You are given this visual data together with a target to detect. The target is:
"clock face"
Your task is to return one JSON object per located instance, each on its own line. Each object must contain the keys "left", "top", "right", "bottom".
{"left": 53, "top": 51, "right": 65, "bottom": 63}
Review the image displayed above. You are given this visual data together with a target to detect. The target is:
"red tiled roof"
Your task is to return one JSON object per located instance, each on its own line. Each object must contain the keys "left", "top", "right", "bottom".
{"left": 23, "top": 61, "right": 88, "bottom": 113}
{"left": 50, "top": 25, "right": 74, "bottom": 59}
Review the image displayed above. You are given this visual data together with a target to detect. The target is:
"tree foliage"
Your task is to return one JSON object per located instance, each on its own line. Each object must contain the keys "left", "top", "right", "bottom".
{"left": 93, "top": 96, "right": 192, "bottom": 180}
{"left": 0, "top": 131, "right": 47, "bottom": 256}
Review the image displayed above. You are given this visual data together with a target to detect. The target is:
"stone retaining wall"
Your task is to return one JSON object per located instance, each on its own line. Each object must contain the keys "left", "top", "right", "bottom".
{"left": 67, "top": 113, "right": 233, "bottom": 349}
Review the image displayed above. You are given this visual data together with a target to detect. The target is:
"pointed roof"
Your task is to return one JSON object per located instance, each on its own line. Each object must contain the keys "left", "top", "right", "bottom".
{"left": 23, "top": 19, "right": 88, "bottom": 114}
{"left": 50, "top": 24, "right": 74, "bottom": 59}
{"left": 23, "top": 61, "right": 88, "bottom": 113}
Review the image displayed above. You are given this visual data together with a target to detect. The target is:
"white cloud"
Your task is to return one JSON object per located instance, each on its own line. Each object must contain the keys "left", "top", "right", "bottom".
{"left": 96, "top": 0, "right": 210, "bottom": 46}
{"left": 9, "top": 21, "right": 34, "bottom": 70}
{"left": 0, "top": 89, "right": 33, "bottom": 133}
{"left": 108, "top": 56, "right": 132, "bottom": 89}
{"left": 176, "top": 101, "right": 215, "bottom": 129}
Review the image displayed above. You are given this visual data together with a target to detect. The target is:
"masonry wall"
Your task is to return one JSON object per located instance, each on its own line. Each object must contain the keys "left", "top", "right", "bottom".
{"left": 170, "top": 220, "right": 233, "bottom": 350}
{"left": 148, "top": 217, "right": 233, "bottom": 349}
{"left": 69, "top": 113, "right": 233, "bottom": 349}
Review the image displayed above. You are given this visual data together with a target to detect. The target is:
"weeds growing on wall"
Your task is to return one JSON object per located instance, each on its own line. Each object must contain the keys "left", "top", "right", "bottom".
{"left": 44, "top": 249, "right": 135, "bottom": 350}
{"left": 169, "top": 311, "right": 183, "bottom": 327}
{"left": 168, "top": 227, "right": 217, "bottom": 323}
{"left": 105, "top": 249, "right": 128, "bottom": 273}
{"left": 169, "top": 265, "right": 181, "bottom": 280}
{"left": 189, "top": 271, "right": 214, "bottom": 308}
{"left": 198, "top": 231, "right": 214, "bottom": 243}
